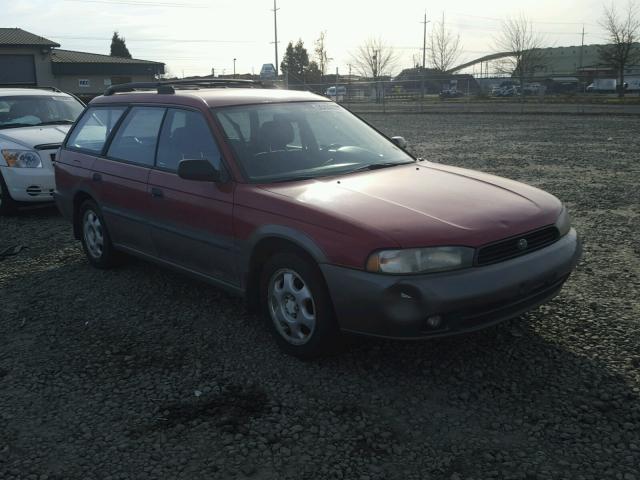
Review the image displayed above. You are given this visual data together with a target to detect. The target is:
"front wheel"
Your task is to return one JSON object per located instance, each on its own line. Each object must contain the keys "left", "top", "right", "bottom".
{"left": 260, "top": 252, "right": 340, "bottom": 359}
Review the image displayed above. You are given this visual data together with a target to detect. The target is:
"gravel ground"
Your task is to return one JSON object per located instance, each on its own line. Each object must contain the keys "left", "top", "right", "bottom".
{"left": 1, "top": 113, "right": 639, "bottom": 480}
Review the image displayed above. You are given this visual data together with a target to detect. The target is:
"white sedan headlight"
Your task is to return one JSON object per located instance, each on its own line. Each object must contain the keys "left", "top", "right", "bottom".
{"left": 555, "top": 206, "right": 571, "bottom": 237}
{"left": 1, "top": 149, "right": 42, "bottom": 168}
{"left": 366, "top": 246, "right": 475, "bottom": 274}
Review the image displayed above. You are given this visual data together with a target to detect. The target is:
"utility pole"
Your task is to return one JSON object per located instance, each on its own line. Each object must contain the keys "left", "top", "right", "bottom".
{"left": 233, "top": 58, "right": 236, "bottom": 78}
{"left": 420, "top": 11, "right": 430, "bottom": 100}
{"left": 579, "top": 24, "right": 585, "bottom": 91}
{"left": 422, "top": 10, "right": 428, "bottom": 70}
{"left": 348, "top": 64, "right": 352, "bottom": 102}
{"left": 272, "top": 0, "right": 280, "bottom": 77}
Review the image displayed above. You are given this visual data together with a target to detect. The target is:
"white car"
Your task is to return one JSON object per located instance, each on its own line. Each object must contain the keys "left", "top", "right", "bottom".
{"left": 0, "top": 88, "right": 84, "bottom": 214}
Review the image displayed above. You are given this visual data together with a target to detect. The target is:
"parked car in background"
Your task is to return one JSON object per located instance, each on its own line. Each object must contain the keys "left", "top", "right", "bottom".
{"left": 54, "top": 80, "right": 581, "bottom": 358}
{"left": 494, "top": 85, "right": 520, "bottom": 97}
{"left": 325, "top": 85, "right": 347, "bottom": 100}
{"left": 439, "top": 88, "right": 464, "bottom": 99}
{"left": 586, "top": 79, "right": 617, "bottom": 93}
{"left": 260, "top": 63, "right": 277, "bottom": 81}
{"left": 523, "top": 83, "right": 542, "bottom": 95}
{"left": 0, "top": 88, "right": 84, "bottom": 214}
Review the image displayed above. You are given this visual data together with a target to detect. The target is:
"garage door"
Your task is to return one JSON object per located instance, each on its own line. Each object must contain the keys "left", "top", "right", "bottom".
{"left": 0, "top": 55, "right": 36, "bottom": 85}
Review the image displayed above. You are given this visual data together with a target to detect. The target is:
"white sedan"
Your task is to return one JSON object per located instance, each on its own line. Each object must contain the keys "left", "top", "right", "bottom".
{"left": 0, "top": 88, "right": 84, "bottom": 214}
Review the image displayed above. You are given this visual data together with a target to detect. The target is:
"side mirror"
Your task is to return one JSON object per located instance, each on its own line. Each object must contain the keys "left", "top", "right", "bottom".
{"left": 177, "top": 159, "right": 221, "bottom": 182}
{"left": 391, "top": 136, "right": 408, "bottom": 149}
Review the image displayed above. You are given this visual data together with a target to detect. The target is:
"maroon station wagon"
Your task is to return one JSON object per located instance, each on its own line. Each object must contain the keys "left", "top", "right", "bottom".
{"left": 54, "top": 80, "right": 582, "bottom": 358}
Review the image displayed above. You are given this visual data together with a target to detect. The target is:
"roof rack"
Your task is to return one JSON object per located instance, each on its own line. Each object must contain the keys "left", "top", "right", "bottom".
{"left": 103, "top": 79, "right": 261, "bottom": 96}
{"left": 0, "top": 85, "right": 62, "bottom": 93}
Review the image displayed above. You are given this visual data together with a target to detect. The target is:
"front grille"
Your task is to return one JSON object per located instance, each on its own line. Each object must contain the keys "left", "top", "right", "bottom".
{"left": 26, "top": 185, "right": 42, "bottom": 196}
{"left": 452, "top": 274, "right": 568, "bottom": 330}
{"left": 476, "top": 226, "right": 560, "bottom": 266}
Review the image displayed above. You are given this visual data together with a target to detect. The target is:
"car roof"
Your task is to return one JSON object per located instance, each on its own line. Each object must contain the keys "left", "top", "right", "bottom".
{"left": 90, "top": 87, "right": 329, "bottom": 109}
{"left": 0, "top": 88, "right": 71, "bottom": 97}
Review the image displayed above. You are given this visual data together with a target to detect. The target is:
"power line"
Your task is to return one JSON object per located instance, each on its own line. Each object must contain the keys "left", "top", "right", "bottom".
{"left": 44, "top": 35, "right": 258, "bottom": 44}
{"left": 449, "top": 11, "right": 600, "bottom": 27}
{"left": 63, "top": 0, "right": 207, "bottom": 7}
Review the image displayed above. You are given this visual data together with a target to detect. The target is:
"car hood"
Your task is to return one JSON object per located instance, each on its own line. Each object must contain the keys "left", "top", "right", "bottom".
{"left": 260, "top": 162, "right": 563, "bottom": 248}
{"left": 0, "top": 125, "right": 71, "bottom": 149}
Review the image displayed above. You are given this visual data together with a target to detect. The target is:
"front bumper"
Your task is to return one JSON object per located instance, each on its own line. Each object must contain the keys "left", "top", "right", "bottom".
{"left": 321, "top": 228, "right": 582, "bottom": 339}
{"left": 0, "top": 165, "right": 55, "bottom": 203}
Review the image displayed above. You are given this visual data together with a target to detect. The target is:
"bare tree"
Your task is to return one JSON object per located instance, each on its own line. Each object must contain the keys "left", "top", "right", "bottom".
{"left": 599, "top": 1, "right": 640, "bottom": 97}
{"left": 314, "top": 31, "right": 331, "bottom": 77}
{"left": 494, "top": 14, "right": 546, "bottom": 91}
{"left": 430, "top": 13, "right": 463, "bottom": 72}
{"left": 350, "top": 37, "right": 398, "bottom": 79}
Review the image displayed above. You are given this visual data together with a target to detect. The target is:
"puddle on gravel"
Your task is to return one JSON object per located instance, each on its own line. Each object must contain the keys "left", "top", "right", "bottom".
{"left": 151, "top": 383, "right": 269, "bottom": 433}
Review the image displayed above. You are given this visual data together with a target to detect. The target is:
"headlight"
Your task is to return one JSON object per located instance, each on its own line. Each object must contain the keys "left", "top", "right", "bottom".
{"left": 366, "top": 246, "right": 475, "bottom": 274}
{"left": 1, "top": 149, "right": 42, "bottom": 168}
{"left": 555, "top": 206, "right": 571, "bottom": 237}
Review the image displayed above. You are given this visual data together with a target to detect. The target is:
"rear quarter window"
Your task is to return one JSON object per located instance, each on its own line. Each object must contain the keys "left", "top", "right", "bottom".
{"left": 66, "top": 106, "right": 126, "bottom": 153}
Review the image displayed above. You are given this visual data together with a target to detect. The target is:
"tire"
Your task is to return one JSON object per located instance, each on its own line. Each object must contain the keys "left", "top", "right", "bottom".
{"left": 0, "top": 171, "right": 18, "bottom": 216}
{"left": 79, "top": 199, "right": 120, "bottom": 269}
{"left": 260, "top": 252, "right": 341, "bottom": 359}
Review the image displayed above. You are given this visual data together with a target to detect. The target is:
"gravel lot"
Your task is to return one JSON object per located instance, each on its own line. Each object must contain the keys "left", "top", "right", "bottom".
{"left": 1, "top": 113, "right": 639, "bottom": 480}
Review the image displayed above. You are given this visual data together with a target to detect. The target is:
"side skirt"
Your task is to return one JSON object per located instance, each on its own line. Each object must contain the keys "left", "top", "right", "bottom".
{"left": 114, "top": 244, "right": 245, "bottom": 298}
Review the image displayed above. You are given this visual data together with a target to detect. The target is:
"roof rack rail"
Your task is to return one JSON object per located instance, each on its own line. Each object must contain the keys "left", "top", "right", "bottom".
{"left": 103, "top": 79, "right": 261, "bottom": 96}
{"left": 0, "top": 85, "right": 62, "bottom": 93}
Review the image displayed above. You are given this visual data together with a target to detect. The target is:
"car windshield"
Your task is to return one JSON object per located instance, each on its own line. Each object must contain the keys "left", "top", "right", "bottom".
{"left": 213, "top": 101, "right": 414, "bottom": 182}
{"left": 0, "top": 95, "right": 84, "bottom": 129}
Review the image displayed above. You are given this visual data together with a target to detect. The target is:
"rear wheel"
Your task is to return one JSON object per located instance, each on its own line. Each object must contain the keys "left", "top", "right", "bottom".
{"left": 260, "top": 252, "right": 341, "bottom": 359}
{"left": 0, "top": 172, "right": 18, "bottom": 215}
{"left": 79, "top": 200, "right": 119, "bottom": 268}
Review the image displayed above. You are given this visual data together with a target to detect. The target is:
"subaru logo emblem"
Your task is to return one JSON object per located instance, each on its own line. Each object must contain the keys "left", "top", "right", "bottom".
{"left": 517, "top": 238, "right": 528, "bottom": 250}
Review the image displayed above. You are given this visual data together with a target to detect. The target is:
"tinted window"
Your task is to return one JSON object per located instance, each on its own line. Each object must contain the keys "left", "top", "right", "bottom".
{"left": 66, "top": 106, "right": 126, "bottom": 153}
{"left": 107, "top": 107, "right": 165, "bottom": 166}
{"left": 156, "top": 109, "right": 221, "bottom": 172}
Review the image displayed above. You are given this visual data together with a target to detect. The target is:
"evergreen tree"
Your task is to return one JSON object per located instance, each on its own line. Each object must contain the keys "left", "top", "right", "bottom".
{"left": 110, "top": 31, "right": 132, "bottom": 58}
{"left": 280, "top": 39, "right": 309, "bottom": 83}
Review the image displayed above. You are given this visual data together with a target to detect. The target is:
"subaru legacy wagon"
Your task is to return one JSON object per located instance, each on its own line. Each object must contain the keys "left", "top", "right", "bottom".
{"left": 54, "top": 80, "right": 581, "bottom": 358}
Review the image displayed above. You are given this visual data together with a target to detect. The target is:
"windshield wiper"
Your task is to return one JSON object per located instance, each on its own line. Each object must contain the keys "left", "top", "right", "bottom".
{"left": 0, "top": 123, "right": 36, "bottom": 129}
{"left": 270, "top": 175, "right": 318, "bottom": 183}
{"left": 36, "top": 120, "right": 75, "bottom": 126}
{"left": 349, "top": 161, "right": 412, "bottom": 173}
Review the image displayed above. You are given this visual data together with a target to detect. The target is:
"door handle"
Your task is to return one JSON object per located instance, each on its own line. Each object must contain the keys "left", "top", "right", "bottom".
{"left": 151, "top": 187, "right": 164, "bottom": 198}
{"left": 92, "top": 172, "right": 102, "bottom": 182}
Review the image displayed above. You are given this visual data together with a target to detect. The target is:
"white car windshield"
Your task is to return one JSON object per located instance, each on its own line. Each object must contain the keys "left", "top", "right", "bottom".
{"left": 214, "top": 101, "right": 414, "bottom": 182}
{"left": 0, "top": 95, "right": 84, "bottom": 129}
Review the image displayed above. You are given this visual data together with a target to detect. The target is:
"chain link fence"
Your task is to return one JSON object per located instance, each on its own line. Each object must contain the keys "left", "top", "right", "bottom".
{"left": 283, "top": 75, "right": 640, "bottom": 114}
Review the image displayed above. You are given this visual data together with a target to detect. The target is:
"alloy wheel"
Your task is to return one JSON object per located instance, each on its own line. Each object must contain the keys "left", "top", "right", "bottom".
{"left": 83, "top": 210, "right": 104, "bottom": 259}
{"left": 267, "top": 268, "right": 317, "bottom": 345}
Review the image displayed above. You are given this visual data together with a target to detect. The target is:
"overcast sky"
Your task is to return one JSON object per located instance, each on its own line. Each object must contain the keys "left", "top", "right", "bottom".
{"left": 5, "top": 0, "right": 613, "bottom": 77}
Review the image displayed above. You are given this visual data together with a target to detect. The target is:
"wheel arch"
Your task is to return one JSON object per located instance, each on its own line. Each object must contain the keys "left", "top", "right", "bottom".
{"left": 242, "top": 226, "right": 328, "bottom": 312}
{"left": 72, "top": 189, "right": 96, "bottom": 240}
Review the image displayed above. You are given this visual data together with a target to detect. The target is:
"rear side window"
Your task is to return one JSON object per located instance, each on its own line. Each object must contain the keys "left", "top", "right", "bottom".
{"left": 107, "top": 107, "right": 165, "bottom": 166}
{"left": 66, "top": 107, "right": 126, "bottom": 153}
{"left": 156, "top": 109, "right": 221, "bottom": 172}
